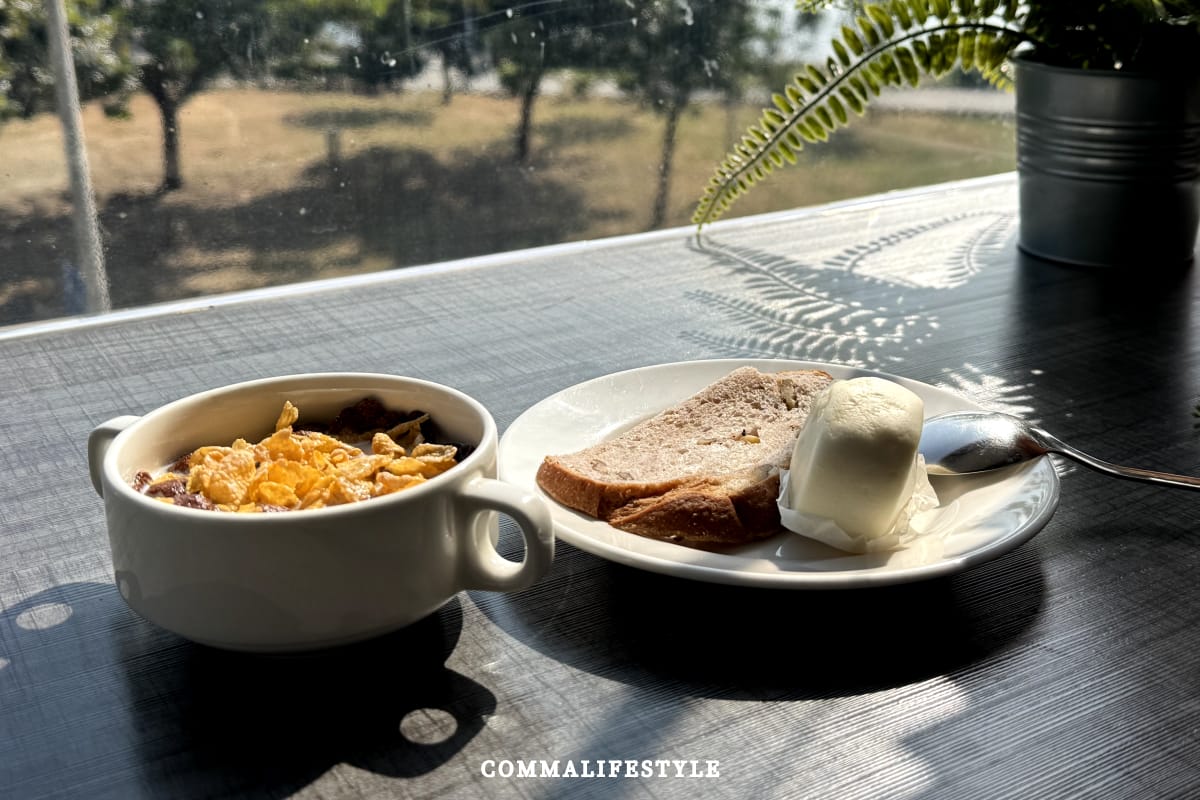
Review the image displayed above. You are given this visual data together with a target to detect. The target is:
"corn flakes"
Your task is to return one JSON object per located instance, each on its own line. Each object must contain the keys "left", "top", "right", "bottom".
{"left": 131, "top": 398, "right": 465, "bottom": 513}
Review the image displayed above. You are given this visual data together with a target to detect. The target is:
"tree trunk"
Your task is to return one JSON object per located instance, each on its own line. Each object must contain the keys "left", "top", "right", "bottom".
{"left": 515, "top": 64, "right": 544, "bottom": 164}
{"left": 440, "top": 54, "right": 453, "bottom": 105}
{"left": 650, "top": 96, "right": 685, "bottom": 230}
{"left": 140, "top": 65, "right": 189, "bottom": 192}
{"left": 157, "top": 95, "right": 182, "bottom": 190}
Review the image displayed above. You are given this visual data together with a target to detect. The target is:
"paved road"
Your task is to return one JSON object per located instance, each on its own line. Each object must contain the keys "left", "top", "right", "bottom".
{"left": 872, "top": 86, "right": 1014, "bottom": 115}
{"left": 410, "top": 62, "right": 1015, "bottom": 117}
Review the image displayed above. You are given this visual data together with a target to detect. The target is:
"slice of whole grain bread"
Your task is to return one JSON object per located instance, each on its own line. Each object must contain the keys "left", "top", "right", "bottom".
{"left": 535, "top": 366, "right": 833, "bottom": 546}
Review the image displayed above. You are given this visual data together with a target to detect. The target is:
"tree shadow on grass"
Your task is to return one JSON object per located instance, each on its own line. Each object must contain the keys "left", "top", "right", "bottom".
{"left": 0, "top": 139, "right": 598, "bottom": 327}
{"left": 536, "top": 113, "right": 633, "bottom": 149}
{"left": 283, "top": 107, "right": 435, "bottom": 130}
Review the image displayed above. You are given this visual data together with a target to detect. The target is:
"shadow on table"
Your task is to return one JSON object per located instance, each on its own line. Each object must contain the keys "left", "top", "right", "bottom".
{"left": 1011, "top": 249, "right": 1194, "bottom": 340}
{"left": 0, "top": 582, "right": 493, "bottom": 798}
{"left": 475, "top": 537, "right": 1046, "bottom": 699}
{"left": 1008, "top": 250, "right": 1197, "bottom": 456}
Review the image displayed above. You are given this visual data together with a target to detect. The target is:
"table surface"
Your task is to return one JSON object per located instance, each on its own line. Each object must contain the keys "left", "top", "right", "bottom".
{"left": 3, "top": 173, "right": 1199, "bottom": 800}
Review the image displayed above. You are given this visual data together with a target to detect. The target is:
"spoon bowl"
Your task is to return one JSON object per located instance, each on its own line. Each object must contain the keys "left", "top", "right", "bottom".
{"left": 920, "top": 411, "right": 1200, "bottom": 490}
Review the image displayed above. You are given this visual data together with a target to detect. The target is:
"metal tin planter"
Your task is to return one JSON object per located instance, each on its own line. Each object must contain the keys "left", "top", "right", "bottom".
{"left": 1015, "top": 57, "right": 1200, "bottom": 267}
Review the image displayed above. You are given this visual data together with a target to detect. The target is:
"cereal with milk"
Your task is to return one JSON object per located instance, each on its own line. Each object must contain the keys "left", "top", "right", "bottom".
{"left": 131, "top": 398, "right": 465, "bottom": 512}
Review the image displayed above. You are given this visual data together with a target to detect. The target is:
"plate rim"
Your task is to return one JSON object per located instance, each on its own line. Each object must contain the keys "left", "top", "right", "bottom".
{"left": 499, "top": 358, "right": 1060, "bottom": 589}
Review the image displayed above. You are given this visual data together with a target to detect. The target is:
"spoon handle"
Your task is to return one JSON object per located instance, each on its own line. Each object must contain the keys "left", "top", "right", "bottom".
{"left": 1038, "top": 431, "right": 1200, "bottom": 491}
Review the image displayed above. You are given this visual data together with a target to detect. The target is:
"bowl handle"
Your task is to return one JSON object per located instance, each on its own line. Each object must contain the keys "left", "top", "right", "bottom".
{"left": 88, "top": 416, "right": 140, "bottom": 497}
{"left": 456, "top": 477, "right": 555, "bottom": 592}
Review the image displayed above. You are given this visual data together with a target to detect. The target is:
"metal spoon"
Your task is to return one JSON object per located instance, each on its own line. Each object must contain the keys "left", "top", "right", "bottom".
{"left": 919, "top": 410, "right": 1200, "bottom": 490}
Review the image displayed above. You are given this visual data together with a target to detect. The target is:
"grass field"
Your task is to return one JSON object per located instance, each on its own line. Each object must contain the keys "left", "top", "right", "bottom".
{"left": 0, "top": 86, "right": 1015, "bottom": 326}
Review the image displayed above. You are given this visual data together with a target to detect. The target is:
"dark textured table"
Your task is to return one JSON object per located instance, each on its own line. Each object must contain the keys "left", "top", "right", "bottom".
{"left": 3, "top": 174, "right": 1198, "bottom": 799}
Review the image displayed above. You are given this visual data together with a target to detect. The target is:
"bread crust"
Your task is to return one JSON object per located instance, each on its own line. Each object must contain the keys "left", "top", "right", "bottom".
{"left": 536, "top": 367, "right": 833, "bottom": 547}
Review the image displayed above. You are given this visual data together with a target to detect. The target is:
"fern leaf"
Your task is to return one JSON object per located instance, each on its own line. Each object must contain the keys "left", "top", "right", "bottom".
{"left": 912, "top": 38, "right": 932, "bottom": 70}
{"left": 828, "top": 94, "right": 849, "bottom": 124}
{"left": 959, "top": 30, "right": 976, "bottom": 72}
{"left": 841, "top": 25, "right": 865, "bottom": 55}
{"left": 857, "top": 16, "right": 883, "bottom": 48}
{"left": 691, "top": 12, "right": 1032, "bottom": 228}
{"left": 814, "top": 105, "right": 835, "bottom": 130}
{"left": 928, "top": 32, "right": 950, "bottom": 73}
{"left": 866, "top": 5, "right": 896, "bottom": 37}
{"left": 793, "top": 119, "right": 819, "bottom": 143}
{"left": 805, "top": 113, "right": 830, "bottom": 141}
{"left": 832, "top": 39, "right": 852, "bottom": 67}
{"left": 839, "top": 86, "right": 865, "bottom": 114}
{"left": 895, "top": 46, "right": 920, "bottom": 86}
{"left": 850, "top": 74, "right": 876, "bottom": 99}
{"left": 797, "top": 1, "right": 838, "bottom": 12}
{"left": 870, "top": 53, "right": 903, "bottom": 86}
{"left": 908, "top": 0, "right": 929, "bottom": 25}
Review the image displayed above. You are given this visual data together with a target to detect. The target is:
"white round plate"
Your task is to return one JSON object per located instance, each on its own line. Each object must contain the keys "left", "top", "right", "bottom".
{"left": 498, "top": 359, "right": 1059, "bottom": 588}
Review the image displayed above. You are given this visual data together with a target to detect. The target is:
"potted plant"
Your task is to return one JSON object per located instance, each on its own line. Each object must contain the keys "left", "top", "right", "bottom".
{"left": 693, "top": 0, "right": 1200, "bottom": 268}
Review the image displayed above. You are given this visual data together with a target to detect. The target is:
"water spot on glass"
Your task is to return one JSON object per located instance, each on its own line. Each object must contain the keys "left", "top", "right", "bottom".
{"left": 16, "top": 603, "right": 73, "bottom": 631}
{"left": 195, "top": 10, "right": 204, "bottom": 19}
{"left": 399, "top": 708, "right": 458, "bottom": 745}
{"left": 299, "top": 208, "right": 308, "bottom": 216}
{"left": 676, "top": 0, "right": 694, "bottom": 25}
{"left": 0, "top": 657, "right": 9, "bottom": 671}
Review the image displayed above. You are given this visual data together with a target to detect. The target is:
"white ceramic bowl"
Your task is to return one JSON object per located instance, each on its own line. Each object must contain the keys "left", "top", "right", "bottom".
{"left": 88, "top": 373, "right": 554, "bottom": 652}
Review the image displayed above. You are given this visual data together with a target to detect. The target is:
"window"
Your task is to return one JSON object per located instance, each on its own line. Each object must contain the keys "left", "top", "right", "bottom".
{"left": 0, "top": 0, "right": 1014, "bottom": 329}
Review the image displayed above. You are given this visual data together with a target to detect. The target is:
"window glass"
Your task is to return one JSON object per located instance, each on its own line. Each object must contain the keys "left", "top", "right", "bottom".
{"left": 1, "top": 0, "right": 1013, "bottom": 328}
